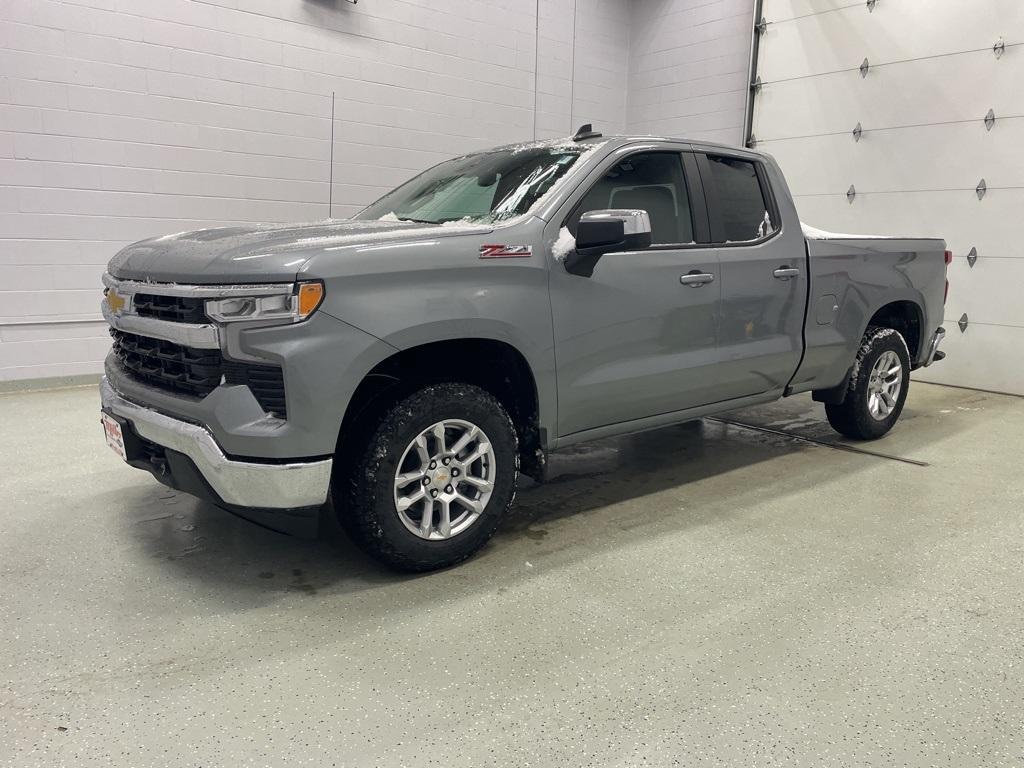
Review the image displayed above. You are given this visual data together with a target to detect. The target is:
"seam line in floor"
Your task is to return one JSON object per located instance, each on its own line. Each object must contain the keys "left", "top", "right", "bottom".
{"left": 706, "top": 418, "right": 930, "bottom": 467}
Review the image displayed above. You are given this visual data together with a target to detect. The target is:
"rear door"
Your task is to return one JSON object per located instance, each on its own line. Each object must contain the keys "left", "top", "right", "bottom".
{"left": 696, "top": 152, "right": 807, "bottom": 400}
{"left": 547, "top": 146, "right": 722, "bottom": 437}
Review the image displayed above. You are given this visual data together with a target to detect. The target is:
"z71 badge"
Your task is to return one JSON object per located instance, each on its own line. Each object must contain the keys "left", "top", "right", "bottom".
{"left": 479, "top": 244, "right": 532, "bottom": 259}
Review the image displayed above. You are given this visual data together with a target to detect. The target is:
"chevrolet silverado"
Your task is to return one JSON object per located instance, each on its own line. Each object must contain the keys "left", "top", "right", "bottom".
{"left": 99, "top": 126, "right": 948, "bottom": 571}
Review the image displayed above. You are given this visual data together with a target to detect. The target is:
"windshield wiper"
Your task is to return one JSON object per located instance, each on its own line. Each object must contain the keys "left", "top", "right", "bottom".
{"left": 434, "top": 216, "right": 477, "bottom": 224}
{"left": 395, "top": 216, "right": 438, "bottom": 224}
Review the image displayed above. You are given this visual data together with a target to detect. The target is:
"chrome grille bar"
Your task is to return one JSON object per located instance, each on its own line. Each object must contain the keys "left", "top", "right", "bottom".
{"left": 102, "top": 273, "right": 293, "bottom": 298}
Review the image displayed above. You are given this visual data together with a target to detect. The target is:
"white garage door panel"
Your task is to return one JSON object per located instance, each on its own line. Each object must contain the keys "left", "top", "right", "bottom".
{"left": 790, "top": 190, "right": 1018, "bottom": 259}
{"left": 945, "top": 258, "right": 1024, "bottom": 328}
{"left": 764, "top": 121, "right": 1024, "bottom": 193}
{"left": 915, "top": 323, "right": 1024, "bottom": 396}
{"left": 755, "top": 2, "right": 1024, "bottom": 394}
{"left": 763, "top": 0, "right": 856, "bottom": 24}
{"left": 760, "top": 1, "right": 1022, "bottom": 83}
{"left": 753, "top": 50, "right": 1019, "bottom": 139}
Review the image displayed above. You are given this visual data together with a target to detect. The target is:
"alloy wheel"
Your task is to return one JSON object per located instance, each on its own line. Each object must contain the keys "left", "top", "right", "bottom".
{"left": 392, "top": 419, "right": 496, "bottom": 540}
{"left": 866, "top": 350, "right": 902, "bottom": 420}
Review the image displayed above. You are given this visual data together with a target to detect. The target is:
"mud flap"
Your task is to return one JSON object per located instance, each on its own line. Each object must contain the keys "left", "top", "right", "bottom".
{"left": 519, "top": 426, "right": 548, "bottom": 483}
{"left": 812, "top": 367, "right": 853, "bottom": 405}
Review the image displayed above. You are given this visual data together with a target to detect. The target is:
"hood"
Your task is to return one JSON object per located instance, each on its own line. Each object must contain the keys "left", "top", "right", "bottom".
{"left": 107, "top": 219, "right": 492, "bottom": 284}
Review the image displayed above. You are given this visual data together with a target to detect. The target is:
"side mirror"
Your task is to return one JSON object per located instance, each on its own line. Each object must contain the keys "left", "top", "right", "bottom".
{"left": 564, "top": 209, "right": 653, "bottom": 277}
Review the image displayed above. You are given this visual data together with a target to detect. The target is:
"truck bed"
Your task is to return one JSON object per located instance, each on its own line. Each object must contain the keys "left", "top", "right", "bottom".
{"left": 789, "top": 227, "right": 947, "bottom": 395}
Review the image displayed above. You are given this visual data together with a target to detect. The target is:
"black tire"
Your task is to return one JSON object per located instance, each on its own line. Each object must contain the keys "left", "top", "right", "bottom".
{"left": 336, "top": 382, "right": 519, "bottom": 572}
{"left": 825, "top": 326, "right": 911, "bottom": 440}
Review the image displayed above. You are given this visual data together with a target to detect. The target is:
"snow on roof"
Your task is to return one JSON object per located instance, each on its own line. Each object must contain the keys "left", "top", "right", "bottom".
{"left": 493, "top": 136, "right": 608, "bottom": 154}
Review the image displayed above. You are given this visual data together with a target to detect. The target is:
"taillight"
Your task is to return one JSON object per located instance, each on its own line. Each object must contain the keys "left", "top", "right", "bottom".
{"left": 944, "top": 249, "right": 952, "bottom": 304}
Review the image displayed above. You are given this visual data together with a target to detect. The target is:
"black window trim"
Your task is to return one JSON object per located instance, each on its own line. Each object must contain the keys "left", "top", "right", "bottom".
{"left": 695, "top": 151, "right": 782, "bottom": 249}
{"left": 561, "top": 149, "right": 713, "bottom": 249}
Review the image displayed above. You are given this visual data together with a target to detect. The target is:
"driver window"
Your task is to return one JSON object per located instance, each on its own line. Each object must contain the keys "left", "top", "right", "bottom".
{"left": 568, "top": 152, "right": 694, "bottom": 245}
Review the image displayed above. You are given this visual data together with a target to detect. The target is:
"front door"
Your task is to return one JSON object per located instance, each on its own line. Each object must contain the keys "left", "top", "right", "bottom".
{"left": 548, "top": 150, "right": 722, "bottom": 438}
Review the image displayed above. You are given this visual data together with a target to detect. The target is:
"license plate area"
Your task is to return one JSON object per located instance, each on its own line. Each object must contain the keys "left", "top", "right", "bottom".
{"left": 101, "top": 411, "right": 128, "bottom": 461}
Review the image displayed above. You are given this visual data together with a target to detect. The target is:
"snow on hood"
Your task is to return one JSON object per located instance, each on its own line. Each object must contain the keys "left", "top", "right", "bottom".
{"left": 287, "top": 219, "right": 491, "bottom": 249}
{"left": 107, "top": 218, "right": 494, "bottom": 284}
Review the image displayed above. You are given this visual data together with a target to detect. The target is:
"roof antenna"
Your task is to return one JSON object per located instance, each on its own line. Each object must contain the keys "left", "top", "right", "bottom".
{"left": 573, "top": 123, "right": 602, "bottom": 141}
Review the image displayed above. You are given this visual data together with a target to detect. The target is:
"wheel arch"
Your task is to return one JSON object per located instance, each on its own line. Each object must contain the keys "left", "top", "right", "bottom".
{"left": 337, "top": 332, "right": 549, "bottom": 481}
{"left": 813, "top": 297, "right": 925, "bottom": 406}
{"left": 863, "top": 298, "right": 925, "bottom": 362}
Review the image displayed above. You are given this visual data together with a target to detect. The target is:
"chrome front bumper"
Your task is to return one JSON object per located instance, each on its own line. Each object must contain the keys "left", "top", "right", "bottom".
{"left": 100, "top": 377, "right": 332, "bottom": 509}
{"left": 922, "top": 326, "right": 946, "bottom": 367}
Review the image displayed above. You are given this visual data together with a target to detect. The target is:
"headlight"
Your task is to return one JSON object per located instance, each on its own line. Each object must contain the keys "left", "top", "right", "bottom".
{"left": 205, "top": 281, "right": 324, "bottom": 324}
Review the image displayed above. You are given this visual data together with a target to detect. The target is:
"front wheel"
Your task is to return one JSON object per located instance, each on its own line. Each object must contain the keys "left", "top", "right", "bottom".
{"left": 825, "top": 326, "right": 911, "bottom": 440}
{"left": 337, "top": 382, "right": 519, "bottom": 572}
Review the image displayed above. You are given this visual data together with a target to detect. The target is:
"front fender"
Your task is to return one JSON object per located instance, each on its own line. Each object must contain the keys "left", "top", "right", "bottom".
{"left": 371, "top": 318, "right": 557, "bottom": 448}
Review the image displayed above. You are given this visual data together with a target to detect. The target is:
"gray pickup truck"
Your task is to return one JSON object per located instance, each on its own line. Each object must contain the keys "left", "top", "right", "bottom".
{"left": 99, "top": 127, "right": 948, "bottom": 571}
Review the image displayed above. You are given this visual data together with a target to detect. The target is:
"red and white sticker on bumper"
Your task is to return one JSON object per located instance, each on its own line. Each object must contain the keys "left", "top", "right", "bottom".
{"left": 479, "top": 244, "right": 533, "bottom": 259}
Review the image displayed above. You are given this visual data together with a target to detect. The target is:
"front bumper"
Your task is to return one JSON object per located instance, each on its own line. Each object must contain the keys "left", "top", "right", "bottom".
{"left": 100, "top": 376, "right": 332, "bottom": 531}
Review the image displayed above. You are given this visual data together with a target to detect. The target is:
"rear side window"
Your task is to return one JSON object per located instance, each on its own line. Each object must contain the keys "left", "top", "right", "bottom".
{"left": 705, "top": 155, "right": 776, "bottom": 242}
{"left": 568, "top": 152, "right": 694, "bottom": 245}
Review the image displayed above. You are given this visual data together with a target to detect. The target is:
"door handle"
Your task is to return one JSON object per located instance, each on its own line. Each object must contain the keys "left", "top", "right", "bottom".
{"left": 680, "top": 272, "right": 715, "bottom": 287}
{"left": 773, "top": 267, "right": 800, "bottom": 280}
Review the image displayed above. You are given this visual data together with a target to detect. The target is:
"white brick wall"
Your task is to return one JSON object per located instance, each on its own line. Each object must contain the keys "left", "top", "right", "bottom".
{"left": 627, "top": 0, "right": 754, "bottom": 144}
{"left": 0, "top": 0, "right": 747, "bottom": 382}
{"left": 534, "top": 0, "right": 630, "bottom": 141}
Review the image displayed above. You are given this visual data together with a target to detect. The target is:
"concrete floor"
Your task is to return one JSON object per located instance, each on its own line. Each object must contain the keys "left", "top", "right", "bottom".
{"left": 1, "top": 381, "right": 1022, "bottom": 767}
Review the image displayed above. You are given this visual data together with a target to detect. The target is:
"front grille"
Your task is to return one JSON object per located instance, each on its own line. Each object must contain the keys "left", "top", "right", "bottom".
{"left": 133, "top": 293, "right": 208, "bottom": 324}
{"left": 111, "top": 329, "right": 221, "bottom": 397}
{"left": 111, "top": 329, "right": 286, "bottom": 417}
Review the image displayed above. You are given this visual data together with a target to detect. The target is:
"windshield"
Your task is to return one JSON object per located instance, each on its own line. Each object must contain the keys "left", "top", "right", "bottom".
{"left": 354, "top": 147, "right": 584, "bottom": 225}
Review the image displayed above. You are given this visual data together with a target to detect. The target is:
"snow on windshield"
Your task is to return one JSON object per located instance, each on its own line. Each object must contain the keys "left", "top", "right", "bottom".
{"left": 359, "top": 139, "right": 604, "bottom": 228}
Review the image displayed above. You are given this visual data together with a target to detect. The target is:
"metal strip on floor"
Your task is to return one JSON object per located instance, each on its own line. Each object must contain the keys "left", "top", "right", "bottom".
{"left": 706, "top": 417, "right": 930, "bottom": 467}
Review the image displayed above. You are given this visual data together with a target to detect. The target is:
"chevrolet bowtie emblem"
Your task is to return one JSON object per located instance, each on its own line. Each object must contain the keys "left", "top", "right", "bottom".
{"left": 106, "top": 289, "right": 126, "bottom": 313}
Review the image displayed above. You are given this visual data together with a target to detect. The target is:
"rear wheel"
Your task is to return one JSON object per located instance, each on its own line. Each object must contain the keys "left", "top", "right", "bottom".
{"left": 825, "top": 326, "right": 911, "bottom": 440}
{"left": 337, "top": 382, "right": 519, "bottom": 571}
